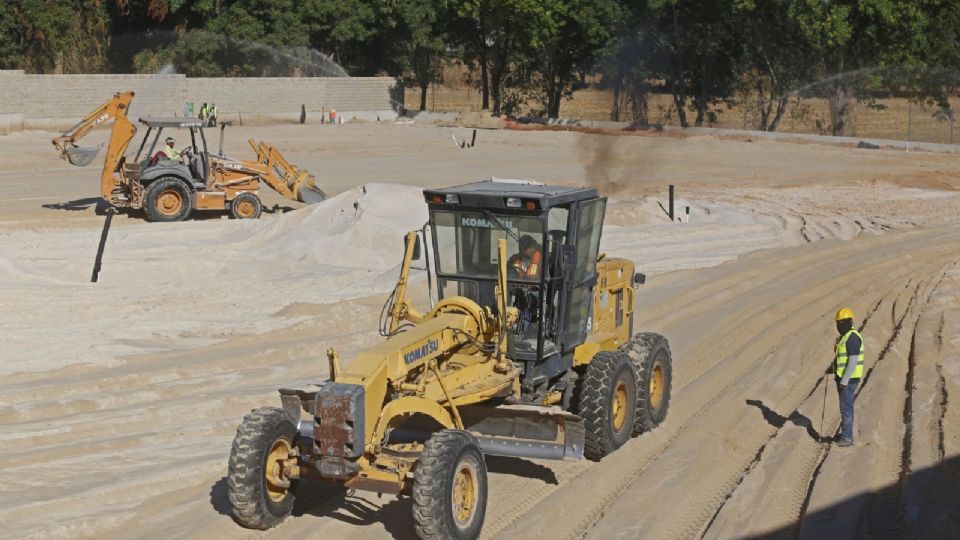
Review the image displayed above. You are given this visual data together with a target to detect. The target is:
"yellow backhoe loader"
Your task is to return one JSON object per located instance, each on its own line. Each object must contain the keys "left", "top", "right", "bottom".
{"left": 51, "top": 91, "right": 327, "bottom": 221}
{"left": 227, "top": 181, "right": 672, "bottom": 539}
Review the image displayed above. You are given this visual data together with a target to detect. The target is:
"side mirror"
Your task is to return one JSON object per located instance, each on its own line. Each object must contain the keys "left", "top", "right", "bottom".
{"left": 634, "top": 272, "right": 646, "bottom": 286}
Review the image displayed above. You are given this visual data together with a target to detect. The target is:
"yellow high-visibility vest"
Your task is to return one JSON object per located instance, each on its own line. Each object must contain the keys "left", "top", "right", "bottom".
{"left": 160, "top": 146, "right": 180, "bottom": 160}
{"left": 835, "top": 329, "right": 864, "bottom": 379}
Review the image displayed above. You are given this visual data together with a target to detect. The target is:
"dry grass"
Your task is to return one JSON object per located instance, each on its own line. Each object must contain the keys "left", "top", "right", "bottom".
{"left": 404, "top": 84, "right": 960, "bottom": 145}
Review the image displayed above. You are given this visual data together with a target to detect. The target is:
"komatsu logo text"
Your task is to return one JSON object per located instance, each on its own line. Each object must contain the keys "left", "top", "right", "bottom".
{"left": 461, "top": 217, "right": 513, "bottom": 229}
{"left": 403, "top": 339, "right": 439, "bottom": 365}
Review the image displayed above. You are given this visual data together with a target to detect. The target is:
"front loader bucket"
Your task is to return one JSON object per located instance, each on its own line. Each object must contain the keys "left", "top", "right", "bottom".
{"left": 65, "top": 144, "right": 102, "bottom": 167}
{"left": 460, "top": 404, "right": 585, "bottom": 461}
{"left": 293, "top": 172, "right": 328, "bottom": 204}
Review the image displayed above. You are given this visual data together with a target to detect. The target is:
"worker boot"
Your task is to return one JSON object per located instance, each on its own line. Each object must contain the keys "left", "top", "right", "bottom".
{"left": 835, "top": 439, "right": 854, "bottom": 447}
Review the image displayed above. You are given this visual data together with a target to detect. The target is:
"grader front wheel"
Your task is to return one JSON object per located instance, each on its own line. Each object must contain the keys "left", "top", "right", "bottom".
{"left": 413, "top": 430, "right": 488, "bottom": 540}
{"left": 227, "top": 407, "right": 299, "bottom": 530}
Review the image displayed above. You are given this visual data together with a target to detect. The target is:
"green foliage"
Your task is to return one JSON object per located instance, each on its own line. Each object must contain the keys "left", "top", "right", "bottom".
{"left": 4, "top": 0, "right": 960, "bottom": 128}
{"left": 0, "top": 5, "right": 25, "bottom": 69}
{"left": 519, "top": 0, "right": 623, "bottom": 118}
{"left": 9, "top": 0, "right": 111, "bottom": 73}
{"left": 395, "top": 0, "right": 453, "bottom": 110}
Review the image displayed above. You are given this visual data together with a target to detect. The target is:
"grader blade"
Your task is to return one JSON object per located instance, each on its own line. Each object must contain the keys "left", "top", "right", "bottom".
{"left": 460, "top": 404, "right": 585, "bottom": 461}
{"left": 64, "top": 144, "right": 102, "bottom": 167}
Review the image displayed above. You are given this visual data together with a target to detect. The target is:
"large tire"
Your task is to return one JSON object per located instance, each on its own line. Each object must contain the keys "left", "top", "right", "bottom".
{"left": 227, "top": 407, "right": 298, "bottom": 530}
{"left": 143, "top": 176, "right": 193, "bottom": 222}
{"left": 578, "top": 350, "right": 637, "bottom": 461}
{"left": 626, "top": 332, "right": 673, "bottom": 435}
{"left": 230, "top": 192, "right": 262, "bottom": 219}
{"left": 413, "top": 430, "right": 488, "bottom": 540}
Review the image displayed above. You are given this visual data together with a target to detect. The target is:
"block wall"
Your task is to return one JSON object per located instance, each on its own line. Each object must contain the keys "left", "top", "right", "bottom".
{"left": 0, "top": 70, "right": 402, "bottom": 126}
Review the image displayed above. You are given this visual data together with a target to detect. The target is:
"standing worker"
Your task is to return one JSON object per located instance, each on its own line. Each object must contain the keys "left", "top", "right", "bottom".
{"left": 833, "top": 308, "right": 863, "bottom": 447}
{"left": 209, "top": 103, "right": 218, "bottom": 127}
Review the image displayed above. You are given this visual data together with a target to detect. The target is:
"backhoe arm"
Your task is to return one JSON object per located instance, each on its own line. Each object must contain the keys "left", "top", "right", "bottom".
{"left": 52, "top": 92, "right": 135, "bottom": 163}
{"left": 51, "top": 91, "right": 137, "bottom": 202}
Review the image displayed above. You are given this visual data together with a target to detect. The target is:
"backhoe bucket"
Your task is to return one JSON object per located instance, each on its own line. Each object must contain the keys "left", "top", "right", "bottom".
{"left": 460, "top": 404, "right": 585, "bottom": 461}
{"left": 65, "top": 144, "right": 102, "bottom": 167}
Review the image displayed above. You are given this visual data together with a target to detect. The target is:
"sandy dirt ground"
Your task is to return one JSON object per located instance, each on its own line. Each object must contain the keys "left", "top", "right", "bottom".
{"left": 2, "top": 121, "right": 960, "bottom": 539}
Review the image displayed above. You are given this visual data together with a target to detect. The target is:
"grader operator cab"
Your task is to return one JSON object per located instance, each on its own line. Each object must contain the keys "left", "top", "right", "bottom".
{"left": 227, "top": 181, "right": 672, "bottom": 539}
{"left": 51, "top": 91, "right": 327, "bottom": 222}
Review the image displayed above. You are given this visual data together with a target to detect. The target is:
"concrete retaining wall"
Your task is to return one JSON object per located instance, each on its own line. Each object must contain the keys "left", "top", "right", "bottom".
{"left": 0, "top": 70, "right": 403, "bottom": 133}
{"left": 518, "top": 115, "right": 960, "bottom": 155}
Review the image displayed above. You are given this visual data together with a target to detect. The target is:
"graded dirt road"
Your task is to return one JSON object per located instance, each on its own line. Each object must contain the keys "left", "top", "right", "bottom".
{"left": 2, "top": 123, "right": 959, "bottom": 539}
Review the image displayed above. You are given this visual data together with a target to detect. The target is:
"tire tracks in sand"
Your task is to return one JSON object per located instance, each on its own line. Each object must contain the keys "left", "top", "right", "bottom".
{"left": 5, "top": 227, "right": 960, "bottom": 540}
{"left": 498, "top": 226, "right": 960, "bottom": 540}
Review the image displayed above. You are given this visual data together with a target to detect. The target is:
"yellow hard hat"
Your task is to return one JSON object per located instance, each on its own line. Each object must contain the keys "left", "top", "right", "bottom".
{"left": 836, "top": 307, "right": 855, "bottom": 321}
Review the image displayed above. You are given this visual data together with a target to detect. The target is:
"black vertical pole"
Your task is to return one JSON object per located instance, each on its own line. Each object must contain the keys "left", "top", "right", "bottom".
{"left": 91, "top": 207, "right": 116, "bottom": 283}
{"left": 668, "top": 185, "right": 675, "bottom": 221}
{"left": 471, "top": 129, "right": 477, "bottom": 147}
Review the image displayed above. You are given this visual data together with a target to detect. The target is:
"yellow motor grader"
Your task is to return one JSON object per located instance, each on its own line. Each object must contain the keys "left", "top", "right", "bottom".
{"left": 51, "top": 91, "right": 326, "bottom": 221}
{"left": 227, "top": 181, "right": 672, "bottom": 539}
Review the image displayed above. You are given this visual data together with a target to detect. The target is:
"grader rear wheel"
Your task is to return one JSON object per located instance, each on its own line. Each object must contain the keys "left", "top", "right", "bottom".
{"left": 413, "top": 430, "right": 488, "bottom": 540}
{"left": 578, "top": 351, "right": 637, "bottom": 461}
{"left": 227, "top": 407, "right": 298, "bottom": 530}
{"left": 627, "top": 332, "right": 673, "bottom": 435}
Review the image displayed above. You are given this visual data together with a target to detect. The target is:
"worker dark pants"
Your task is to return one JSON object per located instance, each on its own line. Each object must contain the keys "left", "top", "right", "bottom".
{"left": 836, "top": 378, "right": 860, "bottom": 442}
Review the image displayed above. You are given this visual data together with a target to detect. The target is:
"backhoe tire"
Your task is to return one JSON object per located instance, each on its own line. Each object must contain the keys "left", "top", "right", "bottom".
{"left": 579, "top": 351, "right": 637, "bottom": 461}
{"left": 230, "top": 192, "right": 262, "bottom": 219}
{"left": 143, "top": 177, "right": 193, "bottom": 222}
{"left": 227, "top": 407, "right": 298, "bottom": 530}
{"left": 626, "top": 332, "right": 673, "bottom": 435}
{"left": 413, "top": 430, "right": 487, "bottom": 540}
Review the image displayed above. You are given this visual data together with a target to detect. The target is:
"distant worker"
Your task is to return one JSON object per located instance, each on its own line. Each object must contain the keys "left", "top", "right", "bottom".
{"left": 199, "top": 102, "right": 209, "bottom": 121}
{"left": 209, "top": 103, "right": 218, "bottom": 127}
{"left": 151, "top": 137, "right": 181, "bottom": 165}
{"left": 509, "top": 235, "right": 542, "bottom": 279}
{"left": 832, "top": 307, "right": 863, "bottom": 447}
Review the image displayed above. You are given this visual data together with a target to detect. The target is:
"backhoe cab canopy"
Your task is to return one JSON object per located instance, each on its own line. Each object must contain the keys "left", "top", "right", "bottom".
{"left": 424, "top": 181, "right": 607, "bottom": 362}
{"left": 133, "top": 116, "right": 211, "bottom": 162}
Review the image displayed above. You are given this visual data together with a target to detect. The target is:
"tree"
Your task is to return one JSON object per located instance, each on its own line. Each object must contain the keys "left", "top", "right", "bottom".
{"left": 648, "top": 0, "right": 742, "bottom": 127}
{"left": 0, "top": 5, "right": 25, "bottom": 69}
{"left": 598, "top": 2, "right": 654, "bottom": 123}
{"left": 11, "top": 0, "right": 111, "bottom": 73}
{"left": 396, "top": 0, "right": 451, "bottom": 111}
{"left": 455, "top": 0, "right": 530, "bottom": 114}
{"left": 789, "top": 0, "right": 957, "bottom": 136}
{"left": 522, "top": 0, "right": 622, "bottom": 118}
{"left": 735, "top": 0, "right": 816, "bottom": 131}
